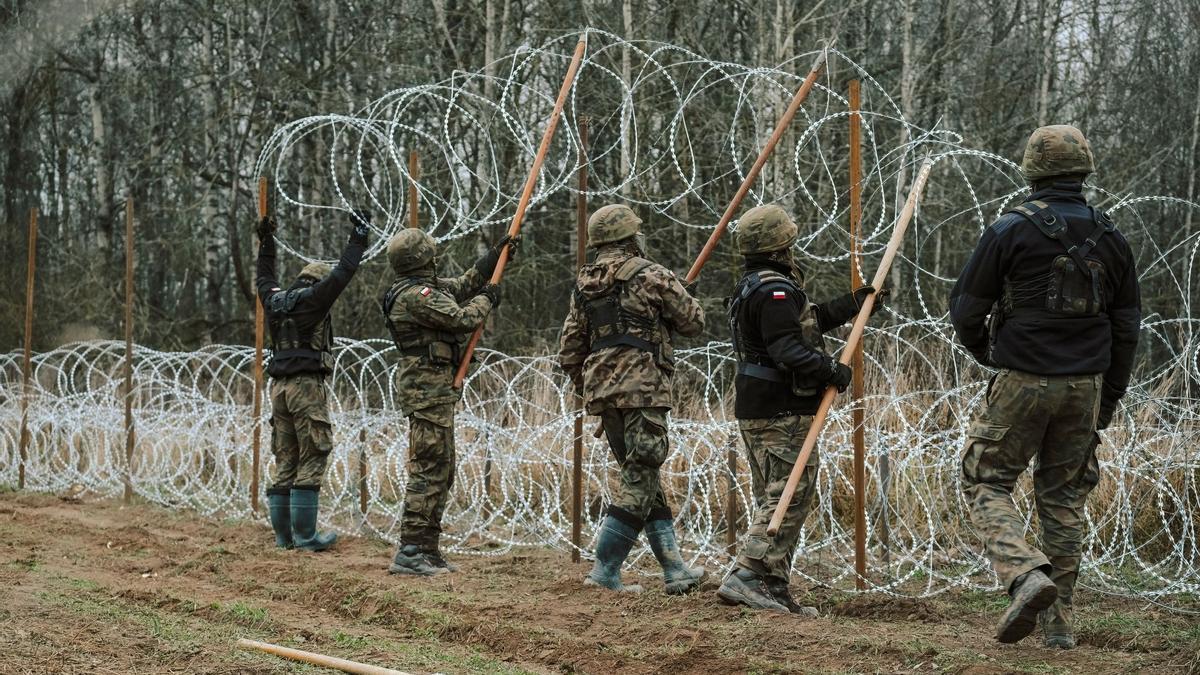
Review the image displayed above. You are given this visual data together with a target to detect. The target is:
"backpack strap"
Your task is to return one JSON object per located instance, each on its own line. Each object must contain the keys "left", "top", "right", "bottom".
{"left": 1007, "top": 199, "right": 1107, "bottom": 278}
{"left": 615, "top": 256, "right": 654, "bottom": 282}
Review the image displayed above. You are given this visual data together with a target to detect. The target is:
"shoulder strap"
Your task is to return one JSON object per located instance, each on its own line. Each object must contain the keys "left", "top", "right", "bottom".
{"left": 615, "top": 256, "right": 654, "bottom": 282}
{"left": 380, "top": 278, "right": 423, "bottom": 317}
{"left": 1007, "top": 200, "right": 1065, "bottom": 240}
{"left": 1009, "top": 200, "right": 1110, "bottom": 276}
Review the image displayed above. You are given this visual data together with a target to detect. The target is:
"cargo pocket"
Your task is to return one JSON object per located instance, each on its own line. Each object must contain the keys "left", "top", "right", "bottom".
{"left": 961, "top": 420, "right": 1012, "bottom": 486}
{"left": 307, "top": 409, "right": 334, "bottom": 455}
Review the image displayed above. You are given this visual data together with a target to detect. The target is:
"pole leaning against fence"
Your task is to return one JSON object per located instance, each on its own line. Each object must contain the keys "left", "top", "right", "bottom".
{"left": 408, "top": 149, "right": 420, "bottom": 228}
{"left": 123, "top": 197, "right": 137, "bottom": 504}
{"left": 18, "top": 207, "right": 38, "bottom": 490}
{"left": 766, "top": 157, "right": 934, "bottom": 537}
{"left": 251, "top": 178, "right": 268, "bottom": 514}
{"left": 683, "top": 45, "right": 830, "bottom": 284}
{"left": 571, "top": 116, "right": 590, "bottom": 562}
{"left": 453, "top": 35, "right": 589, "bottom": 389}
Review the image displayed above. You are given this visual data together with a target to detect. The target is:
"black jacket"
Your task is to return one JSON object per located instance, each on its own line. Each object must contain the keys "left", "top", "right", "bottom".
{"left": 949, "top": 181, "right": 1141, "bottom": 416}
{"left": 731, "top": 259, "right": 859, "bottom": 419}
{"left": 255, "top": 230, "right": 367, "bottom": 377}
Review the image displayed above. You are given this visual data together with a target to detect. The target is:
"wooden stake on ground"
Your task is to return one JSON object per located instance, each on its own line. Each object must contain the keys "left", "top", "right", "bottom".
{"left": 572, "top": 116, "right": 589, "bottom": 563}
{"left": 18, "top": 207, "right": 38, "bottom": 490}
{"left": 453, "top": 35, "right": 588, "bottom": 389}
{"left": 766, "top": 158, "right": 934, "bottom": 537}
{"left": 123, "top": 197, "right": 136, "bottom": 504}
{"left": 251, "top": 178, "right": 268, "bottom": 514}
{"left": 237, "top": 639, "right": 412, "bottom": 675}
{"left": 408, "top": 150, "right": 419, "bottom": 228}
{"left": 848, "top": 79, "right": 867, "bottom": 590}
{"left": 683, "top": 46, "right": 830, "bottom": 284}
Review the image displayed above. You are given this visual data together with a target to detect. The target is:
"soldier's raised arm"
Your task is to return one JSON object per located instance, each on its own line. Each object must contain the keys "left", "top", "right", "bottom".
{"left": 657, "top": 270, "right": 704, "bottom": 338}
{"left": 309, "top": 210, "right": 370, "bottom": 308}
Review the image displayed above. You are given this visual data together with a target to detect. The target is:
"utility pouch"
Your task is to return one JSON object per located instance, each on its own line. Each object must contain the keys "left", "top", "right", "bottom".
{"left": 1048, "top": 255, "right": 1106, "bottom": 315}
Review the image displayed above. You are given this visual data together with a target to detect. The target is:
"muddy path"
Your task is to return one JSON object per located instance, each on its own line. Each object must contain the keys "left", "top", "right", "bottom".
{"left": 0, "top": 492, "right": 1194, "bottom": 674}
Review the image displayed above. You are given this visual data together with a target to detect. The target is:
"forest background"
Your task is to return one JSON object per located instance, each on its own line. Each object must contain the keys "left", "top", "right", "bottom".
{"left": 1, "top": 0, "right": 1197, "bottom": 354}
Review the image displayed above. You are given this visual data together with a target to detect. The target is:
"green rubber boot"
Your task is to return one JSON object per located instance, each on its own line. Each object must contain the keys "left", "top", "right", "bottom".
{"left": 644, "top": 518, "right": 706, "bottom": 594}
{"left": 289, "top": 488, "right": 337, "bottom": 552}
{"left": 584, "top": 515, "right": 644, "bottom": 593}
{"left": 266, "top": 489, "right": 294, "bottom": 549}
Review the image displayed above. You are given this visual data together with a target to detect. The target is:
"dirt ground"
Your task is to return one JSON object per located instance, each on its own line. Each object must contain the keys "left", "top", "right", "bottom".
{"left": 0, "top": 492, "right": 1196, "bottom": 675}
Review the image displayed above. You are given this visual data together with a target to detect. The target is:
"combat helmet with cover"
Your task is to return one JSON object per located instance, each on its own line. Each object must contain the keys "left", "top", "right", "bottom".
{"left": 1020, "top": 125, "right": 1095, "bottom": 181}
{"left": 736, "top": 204, "right": 798, "bottom": 255}
{"left": 587, "top": 204, "right": 642, "bottom": 247}
{"left": 387, "top": 228, "right": 438, "bottom": 273}
{"left": 298, "top": 261, "right": 331, "bottom": 282}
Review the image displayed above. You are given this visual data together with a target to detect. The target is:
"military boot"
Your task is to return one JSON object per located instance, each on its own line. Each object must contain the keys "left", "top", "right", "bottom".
{"left": 266, "top": 489, "right": 294, "bottom": 549}
{"left": 289, "top": 488, "right": 338, "bottom": 552}
{"left": 427, "top": 549, "right": 459, "bottom": 573}
{"left": 1040, "top": 600, "right": 1075, "bottom": 649}
{"left": 716, "top": 567, "right": 789, "bottom": 613}
{"left": 388, "top": 544, "right": 450, "bottom": 576}
{"left": 996, "top": 569, "right": 1058, "bottom": 643}
{"left": 766, "top": 577, "right": 818, "bottom": 617}
{"left": 644, "top": 518, "right": 706, "bottom": 594}
{"left": 584, "top": 515, "right": 644, "bottom": 593}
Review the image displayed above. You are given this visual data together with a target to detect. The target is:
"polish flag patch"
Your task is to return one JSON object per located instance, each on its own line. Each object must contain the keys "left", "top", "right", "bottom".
{"left": 420, "top": 287, "right": 432, "bottom": 297}
{"left": 771, "top": 290, "right": 788, "bottom": 300}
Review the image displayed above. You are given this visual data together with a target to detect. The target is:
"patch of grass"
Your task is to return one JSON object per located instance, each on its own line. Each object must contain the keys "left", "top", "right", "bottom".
{"left": 222, "top": 600, "right": 270, "bottom": 628}
{"left": 959, "top": 588, "right": 1009, "bottom": 612}
{"left": 332, "top": 630, "right": 370, "bottom": 650}
{"left": 1078, "top": 610, "right": 1200, "bottom": 652}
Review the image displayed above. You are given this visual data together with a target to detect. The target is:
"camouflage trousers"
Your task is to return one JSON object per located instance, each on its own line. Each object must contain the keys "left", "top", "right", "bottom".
{"left": 599, "top": 407, "right": 672, "bottom": 526}
{"left": 269, "top": 373, "right": 334, "bottom": 490}
{"left": 400, "top": 403, "right": 457, "bottom": 548}
{"left": 961, "top": 369, "right": 1102, "bottom": 610}
{"left": 736, "top": 415, "right": 820, "bottom": 581}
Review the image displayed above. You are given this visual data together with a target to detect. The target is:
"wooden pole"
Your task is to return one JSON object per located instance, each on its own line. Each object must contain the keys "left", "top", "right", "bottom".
{"left": 408, "top": 150, "right": 419, "bottom": 228}
{"left": 848, "top": 79, "right": 867, "bottom": 590}
{"left": 766, "top": 158, "right": 934, "bottom": 536}
{"left": 359, "top": 425, "right": 369, "bottom": 517}
{"left": 123, "top": 198, "right": 136, "bottom": 504}
{"left": 453, "top": 36, "right": 588, "bottom": 389}
{"left": 725, "top": 440, "right": 738, "bottom": 556}
{"left": 18, "top": 207, "right": 38, "bottom": 490}
{"left": 237, "top": 639, "right": 412, "bottom": 675}
{"left": 571, "top": 117, "right": 590, "bottom": 563}
{"left": 683, "top": 47, "right": 830, "bottom": 284}
{"left": 251, "top": 178, "right": 268, "bottom": 514}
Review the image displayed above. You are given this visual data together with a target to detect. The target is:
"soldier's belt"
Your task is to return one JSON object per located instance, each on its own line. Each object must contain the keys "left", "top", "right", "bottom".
{"left": 591, "top": 334, "right": 659, "bottom": 356}
{"left": 736, "top": 361, "right": 787, "bottom": 383}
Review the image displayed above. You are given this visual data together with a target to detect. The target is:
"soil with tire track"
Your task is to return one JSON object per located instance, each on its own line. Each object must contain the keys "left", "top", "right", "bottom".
{"left": 0, "top": 492, "right": 1195, "bottom": 674}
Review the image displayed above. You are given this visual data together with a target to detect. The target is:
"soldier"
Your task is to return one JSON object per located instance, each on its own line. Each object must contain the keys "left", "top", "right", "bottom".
{"left": 951, "top": 125, "right": 1141, "bottom": 647}
{"left": 381, "top": 227, "right": 515, "bottom": 576}
{"left": 558, "top": 203, "right": 706, "bottom": 595}
{"left": 256, "top": 210, "right": 369, "bottom": 552}
{"left": 716, "top": 204, "right": 884, "bottom": 614}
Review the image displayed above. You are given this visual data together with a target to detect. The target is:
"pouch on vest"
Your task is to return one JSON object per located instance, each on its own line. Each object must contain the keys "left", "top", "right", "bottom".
{"left": 1006, "top": 200, "right": 1112, "bottom": 318}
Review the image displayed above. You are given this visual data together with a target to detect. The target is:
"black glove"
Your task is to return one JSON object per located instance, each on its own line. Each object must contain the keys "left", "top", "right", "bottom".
{"left": 852, "top": 285, "right": 889, "bottom": 316}
{"left": 475, "top": 234, "right": 520, "bottom": 278}
{"left": 821, "top": 358, "right": 853, "bottom": 393}
{"left": 256, "top": 216, "right": 276, "bottom": 241}
{"left": 479, "top": 283, "right": 502, "bottom": 309}
{"left": 1096, "top": 404, "right": 1115, "bottom": 431}
{"left": 349, "top": 209, "right": 371, "bottom": 238}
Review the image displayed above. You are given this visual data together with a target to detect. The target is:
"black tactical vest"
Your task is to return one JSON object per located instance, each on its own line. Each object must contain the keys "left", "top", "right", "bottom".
{"left": 379, "top": 279, "right": 464, "bottom": 364}
{"left": 576, "top": 256, "right": 663, "bottom": 357}
{"left": 728, "top": 269, "right": 827, "bottom": 397}
{"left": 1002, "top": 200, "right": 1114, "bottom": 318}
{"left": 266, "top": 287, "right": 335, "bottom": 373}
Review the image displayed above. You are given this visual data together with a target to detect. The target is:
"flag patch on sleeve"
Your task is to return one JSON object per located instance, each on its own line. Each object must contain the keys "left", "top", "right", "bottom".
{"left": 772, "top": 290, "right": 787, "bottom": 300}
{"left": 420, "top": 287, "right": 432, "bottom": 297}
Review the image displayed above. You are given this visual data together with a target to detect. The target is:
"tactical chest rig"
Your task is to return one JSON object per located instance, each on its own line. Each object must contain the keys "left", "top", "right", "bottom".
{"left": 1004, "top": 200, "right": 1114, "bottom": 317}
{"left": 728, "top": 270, "right": 826, "bottom": 397}
{"left": 380, "top": 280, "right": 463, "bottom": 364}
{"left": 577, "top": 257, "right": 665, "bottom": 360}
{"left": 267, "top": 287, "right": 334, "bottom": 372}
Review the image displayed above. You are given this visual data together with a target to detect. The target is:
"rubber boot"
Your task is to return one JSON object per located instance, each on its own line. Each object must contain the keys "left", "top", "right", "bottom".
{"left": 716, "top": 567, "right": 789, "bottom": 613}
{"left": 289, "top": 488, "right": 338, "bottom": 552}
{"left": 996, "top": 569, "right": 1057, "bottom": 643}
{"left": 766, "top": 577, "right": 818, "bottom": 617}
{"left": 389, "top": 544, "right": 450, "bottom": 576}
{"left": 266, "top": 490, "right": 294, "bottom": 549}
{"left": 644, "top": 518, "right": 706, "bottom": 594}
{"left": 584, "top": 515, "right": 643, "bottom": 593}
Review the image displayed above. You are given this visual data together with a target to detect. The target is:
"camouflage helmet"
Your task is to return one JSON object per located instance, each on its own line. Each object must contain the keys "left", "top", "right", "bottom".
{"left": 386, "top": 228, "right": 437, "bottom": 273}
{"left": 1020, "top": 124, "right": 1095, "bottom": 181}
{"left": 587, "top": 203, "right": 642, "bottom": 247}
{"left": 736, "top": 204, "right": 798, "bottom": 255}
{"left": 298, "top": 261, "right": 332, "bottom": 282}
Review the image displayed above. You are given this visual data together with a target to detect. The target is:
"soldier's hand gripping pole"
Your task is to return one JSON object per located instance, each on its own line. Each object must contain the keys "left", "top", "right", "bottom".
{"left": 683, "top": 45, "right": 830, "bottom": 284}
{"left": 453, "top": 35, "right": 588, "bottom": 389}
{"left": 765, "top": 157, "right": 934, "bottom": 537}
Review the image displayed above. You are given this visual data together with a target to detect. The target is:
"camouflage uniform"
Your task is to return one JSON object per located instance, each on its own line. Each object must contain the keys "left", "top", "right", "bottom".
{"left": 950, "top": 125, "right": 1141, "bottom": 645}
{"left": 558, "top": 203, "right": 706, "bottom": 594}
{"left": 269, "top": 374, "right": 334, "bottom": 489}
{"left": 382, "top": 227, "right": 505, "bottom": 575}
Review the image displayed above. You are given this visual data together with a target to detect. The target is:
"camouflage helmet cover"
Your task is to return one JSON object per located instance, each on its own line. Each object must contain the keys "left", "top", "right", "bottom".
{"left": 587, "top": 203, "right": 642, "bottom": 247}
{"left": 386, "top": 228, "right": 438, "bottom": 273}
{"left": 1020, "top": 124, "right": 1095, "bottom": 181}
{"left": 736, "top": 204, "right": 798, "bottom": 255}
{"left": 298, "top": 261, "right": 332, "bottom": 281}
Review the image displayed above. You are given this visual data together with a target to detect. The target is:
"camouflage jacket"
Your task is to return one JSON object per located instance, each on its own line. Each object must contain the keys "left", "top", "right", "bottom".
{"left": 558, "top": 245, "right": 705, "bottom": 413}
{"left": 384, "top": 265, "right": 492, "bottom": 418}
